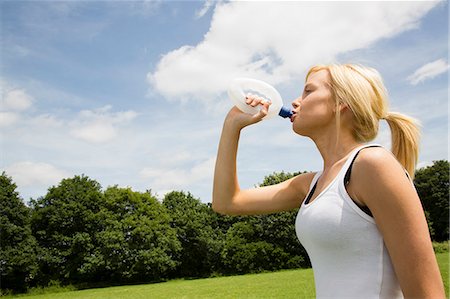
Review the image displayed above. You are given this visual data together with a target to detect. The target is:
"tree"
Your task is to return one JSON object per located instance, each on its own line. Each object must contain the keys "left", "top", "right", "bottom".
{"left": 30, "top": 175, "right": 104, "bottom": 285}
{"left": 98, "top": 187, "right": 180, "bottom": 282}
{"left": 221, "top": 221, "right": 290, "bottom": 274}
{"left": 414, "top": 160, "right": 449, "bottom": 241}
{"left": 257, "top": 171, "right": 310, "bottom": 268}
{"left": 163, "top": 191, "right": 222, "bottom": 278}
{"left": 0, "top": 172, "right": 38, "bottom": 293}
{"left": 220, "top": 171, "right": 310, "bottom": 274}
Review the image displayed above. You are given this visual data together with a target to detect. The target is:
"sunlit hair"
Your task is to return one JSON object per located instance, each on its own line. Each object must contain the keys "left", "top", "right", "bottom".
{"left": 306, "top": 64, "right": 420, "bottom": 178}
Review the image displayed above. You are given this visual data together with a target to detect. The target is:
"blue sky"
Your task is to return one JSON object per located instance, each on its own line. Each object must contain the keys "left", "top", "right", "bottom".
{"left": 1, "top": 0, "right": 448, "bottom": 203}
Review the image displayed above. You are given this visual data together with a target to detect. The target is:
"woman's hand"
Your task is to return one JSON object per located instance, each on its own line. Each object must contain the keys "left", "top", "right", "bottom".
{"left": 225, "top": 94, "right": 271, "bottom": 130}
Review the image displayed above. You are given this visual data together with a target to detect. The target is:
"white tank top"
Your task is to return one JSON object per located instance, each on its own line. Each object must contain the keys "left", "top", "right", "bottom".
{"left": 295, "top": 144, "right": 404, "bottom": 299}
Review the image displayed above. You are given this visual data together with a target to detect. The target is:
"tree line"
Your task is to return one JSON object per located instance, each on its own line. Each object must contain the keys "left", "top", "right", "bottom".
{"left": 1, "top": 160, "right": 448, "bottom": 293}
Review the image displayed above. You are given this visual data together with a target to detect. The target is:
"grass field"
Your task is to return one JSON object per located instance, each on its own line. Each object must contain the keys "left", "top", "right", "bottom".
{"left": 437, "top": 252, "right": 449, "bottom": 296}
{"left": 8, "top": 253, "right": 449, "bottom": 299}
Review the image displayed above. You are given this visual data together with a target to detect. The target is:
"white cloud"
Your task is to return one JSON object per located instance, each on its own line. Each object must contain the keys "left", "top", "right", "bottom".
{"left": 140, "top": 157, "right": 216, "bottom": 195}
{"left": 2, "top": 89, "right": 33, "bottom": 111}
{"left": 0, "top": 111, "right": 19, "bottom": 127}
{"left": 127, "top": 0, "right": 162, "bottom": 16}
{"left": 195, "top": 0, "right": 216, "bottom": 19}
{"left": 70, "top": 105, "right": 138, "bottom": 144}
{"left": 0, "top": 85, "right": 34, "bottom": 127}
{"left": 30, "top": 114, "right": 64, "bottom": 128}
{"left": 407, "top": 58, "right": 449, "bottom": 85}
{"left": 153, "top": 150, "right": 194, "bottom": 167}
{"left": 5, "top": 161, "right": 70, "bottom": 187}
{"left": 0, "top": 83, "right": 137, "bottom": 144}
{"left": 191, "top": 157, "right": 216, "bottom": 181}
{"left": 148, "top": 1, "right": 437, "bottom": 103}
{"left": 71, "top": 121, "right": 117, "bottom": 144}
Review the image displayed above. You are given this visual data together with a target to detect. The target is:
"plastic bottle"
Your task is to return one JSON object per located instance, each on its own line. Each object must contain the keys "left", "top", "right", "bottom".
{"left": 227, "top": 78, "right": 293, "bottom": 120}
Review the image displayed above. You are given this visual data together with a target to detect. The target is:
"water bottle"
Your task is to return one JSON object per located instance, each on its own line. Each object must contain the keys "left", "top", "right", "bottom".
{"left": 227, "top": 78, "right": 293, "bottom": 120}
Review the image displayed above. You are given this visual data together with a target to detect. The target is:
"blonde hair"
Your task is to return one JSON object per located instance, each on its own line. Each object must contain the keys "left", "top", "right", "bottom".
{"left": 307, "top": 64, "right": 420, "bottom": 178}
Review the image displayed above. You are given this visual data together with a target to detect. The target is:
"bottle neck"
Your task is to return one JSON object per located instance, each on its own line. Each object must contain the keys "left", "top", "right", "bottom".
{"left": 278, "top": 106, "right": 293, "bottom": 118}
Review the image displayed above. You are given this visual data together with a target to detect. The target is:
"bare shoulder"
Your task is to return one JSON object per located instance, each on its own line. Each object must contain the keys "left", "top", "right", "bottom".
{"left": 290, "top": 171, "right": 317, "bottom": 195}
{"left": 350, "top": 146, "right": 413, "bottom": 206}
{"left": 352, "top": 146, "right": 406, "bottom": 179}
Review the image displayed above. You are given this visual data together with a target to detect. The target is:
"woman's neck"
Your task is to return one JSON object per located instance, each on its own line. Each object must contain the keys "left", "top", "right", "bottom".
{"left": 313, "top": 130, "right": 362, "bottom": 170}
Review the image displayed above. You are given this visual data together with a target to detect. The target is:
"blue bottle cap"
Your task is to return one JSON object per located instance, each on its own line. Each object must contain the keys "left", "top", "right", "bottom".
{"left": 278, "top": 106, "right": 293, "bottom": 118}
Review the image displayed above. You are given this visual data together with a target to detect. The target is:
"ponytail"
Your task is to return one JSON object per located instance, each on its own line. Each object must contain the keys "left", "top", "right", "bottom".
{"left": 384, "top": 112, "right": 421, "bottom": 179}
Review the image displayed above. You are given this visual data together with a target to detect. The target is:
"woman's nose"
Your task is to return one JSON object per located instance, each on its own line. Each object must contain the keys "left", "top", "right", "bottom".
{"left": 292, "top": 98, "right": 301, "bottom": 109}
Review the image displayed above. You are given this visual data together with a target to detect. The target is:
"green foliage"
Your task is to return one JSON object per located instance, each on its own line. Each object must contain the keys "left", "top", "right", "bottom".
{"left": 220, "top": 212, "right": 309, "bottom": 274}
{"left": 0, "top": 172, "right": 39, "bottom": 292}
{"left": 163, "top": 191, "right": 222, "bottom": 278}
{"left": 433, "top": 241, "right": 449, "bottom": 253}
{"left": 220, "top": 171, "right": 310, "bottom": 274}
{"left": 98, "top": 186, "right": 180, "bottom": 282}
{"left": 258, "top": 171, "right": 310, "bottom": 268}
{"left": 30, "top": 175, "right": 104, "bottom": 285}
{"left": 414, "top": 160, "right": 449, "bottom": 241}
{"left": 29, "top": 177, "right": 181, "bottom": 287}
{"left": 222, "top": 222, "right": 282, "bottom": 273}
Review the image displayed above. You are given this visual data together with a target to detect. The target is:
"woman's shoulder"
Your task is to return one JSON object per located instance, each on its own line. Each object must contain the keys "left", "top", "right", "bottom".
{"left": 352, "top": 145, "right": 410, "bottom": 187}
{"left": 350, "top": 145, "right": 415, "bottom": 211}
{"left": 355, "top": 145, "right": 400, "bottom": 172}
{"left": 290, "top": 171, "right": 318, "bottom": 197}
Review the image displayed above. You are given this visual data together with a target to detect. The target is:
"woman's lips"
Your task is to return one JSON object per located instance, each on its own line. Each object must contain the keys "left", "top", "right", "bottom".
{"left": 290, "top": 112, "right": 297, "bottom": 123}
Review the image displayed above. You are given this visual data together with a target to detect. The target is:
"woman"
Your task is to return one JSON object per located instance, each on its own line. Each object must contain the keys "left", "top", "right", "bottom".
{"left": 212, "top": 64, "right": 445, "bottom": 298}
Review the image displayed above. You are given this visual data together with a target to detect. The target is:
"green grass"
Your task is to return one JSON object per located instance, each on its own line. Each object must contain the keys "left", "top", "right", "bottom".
{"left": 437, "top": 252, "right": 449, "bottom": 297}
{"left": 7, "top": 252, "right": 449, "bottom": 299}
{"left": 6, "top": 269, "right": 316, "bottom": 299}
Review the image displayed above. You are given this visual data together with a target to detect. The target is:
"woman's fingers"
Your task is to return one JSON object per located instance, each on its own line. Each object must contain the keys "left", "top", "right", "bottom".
{"left": 253, "top": 100, "right": 270, "bottom": 119}
{"left": 244, "top": 94, "right": 271, "bottom": 121}
{"left": 245, "top": 94, "right": 270, "bottom": 107}
{"left": 245, "top": 94, "right": 261, "bottom": 107}
{"left": 225, "top": 94, "right": 272, "bottom": 129}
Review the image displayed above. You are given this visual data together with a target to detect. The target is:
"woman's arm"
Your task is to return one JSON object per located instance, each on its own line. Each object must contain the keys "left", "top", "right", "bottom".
{"left": 212, "top": 105, "right": 314, "bottom": 216}
{"left": 352, "top": 147, "right": 445, "bottom": 298}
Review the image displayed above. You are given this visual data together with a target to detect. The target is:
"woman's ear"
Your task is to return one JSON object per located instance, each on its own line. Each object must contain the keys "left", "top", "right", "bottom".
{"left": 339, "top": 102, "right": 350, "bottom": 113}
{"left": 333, "top": 101, "right": 349, "bottom": 113}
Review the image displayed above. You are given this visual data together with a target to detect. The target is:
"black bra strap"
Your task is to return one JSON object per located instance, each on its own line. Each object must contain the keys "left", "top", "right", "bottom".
{"left": 344, "top": 145, "right": 381, "bottom": 186}
{"left": 344, "top": 145, "right": 382, "bottom": 217}
{"left": 304, "top": 179, "right": 318, "bottom": 205}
